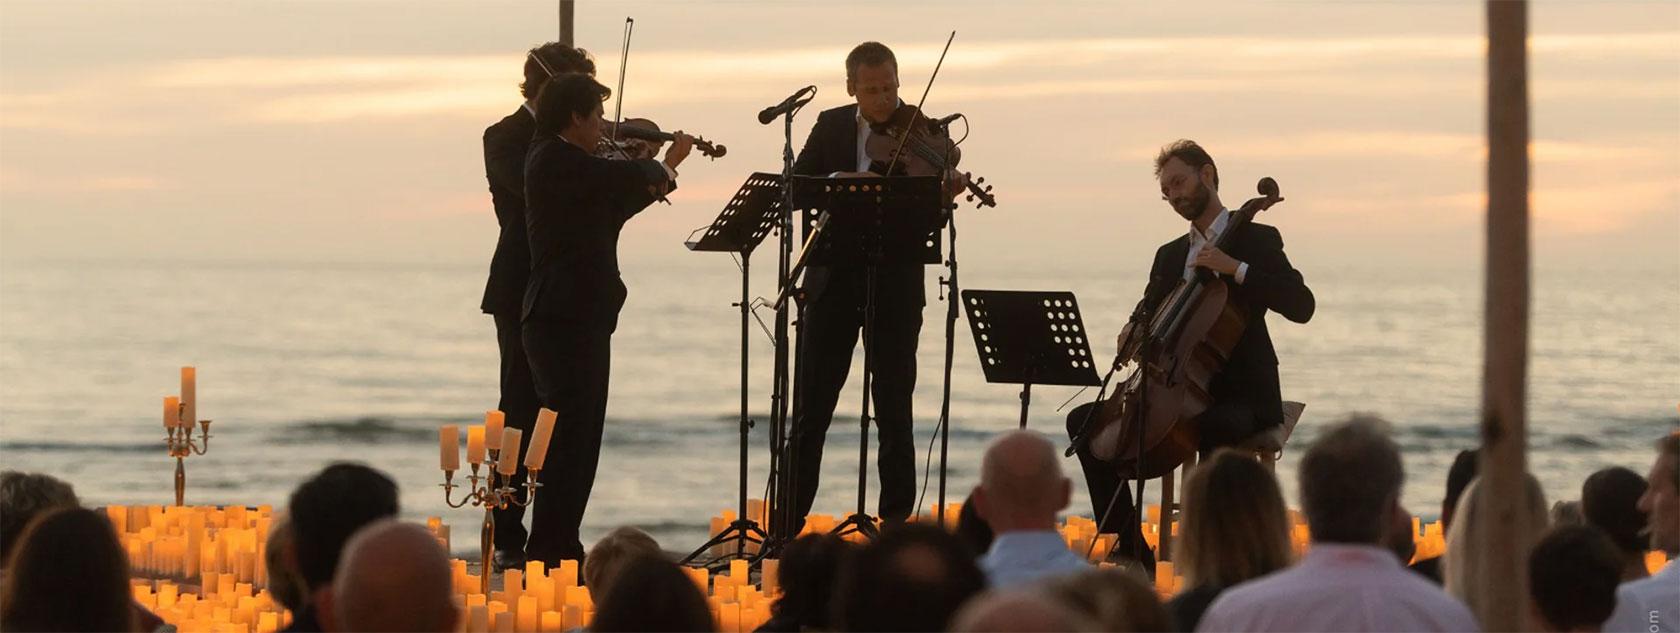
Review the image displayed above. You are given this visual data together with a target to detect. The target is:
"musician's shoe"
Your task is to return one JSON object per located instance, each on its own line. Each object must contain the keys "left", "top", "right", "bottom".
{"left": 493, "top": 549, "right": 526, "bottom": 572}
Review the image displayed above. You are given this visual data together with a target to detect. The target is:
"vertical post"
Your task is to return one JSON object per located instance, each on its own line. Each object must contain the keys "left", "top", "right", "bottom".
{"left": 1477, "top": 1, "right": 1531, "bottom": 630}
{"left": 558, "top": 0, "right": 574, "bottom": 46}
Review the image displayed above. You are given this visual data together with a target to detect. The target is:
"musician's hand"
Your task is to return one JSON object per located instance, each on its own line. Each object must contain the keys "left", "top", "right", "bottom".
{"left": 943, "top": 169, "right": 967, "bottom": 200}
{"left": 648, "top": 180, "right": 672, "bottom": 199}
{"left": 663, "top": 131, "right": 694, "bottom": 170}
{"left": 1116, "top": 322, "right": 1135, "bottom": 357}
{"left": 1194, "top": 246, "right": 1242, "bottom": 276}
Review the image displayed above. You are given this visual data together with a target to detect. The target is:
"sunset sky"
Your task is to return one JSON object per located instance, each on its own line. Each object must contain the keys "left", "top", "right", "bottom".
{"left": 2, "top": 1, "right": 1676, "bottom": 272}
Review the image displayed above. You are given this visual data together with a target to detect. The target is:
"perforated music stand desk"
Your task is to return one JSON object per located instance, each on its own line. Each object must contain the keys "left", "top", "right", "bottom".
{"left": 790, "top": 175, "right": 942, "bottom": 266}
{"left": 962, "top": 290, "right": 1102, "bottom": 429}
{"left": 685, "top": 172, "right": 783, "bottom": 254}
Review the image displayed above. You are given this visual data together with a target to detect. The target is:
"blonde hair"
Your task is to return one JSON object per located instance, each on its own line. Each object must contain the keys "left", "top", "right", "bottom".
{"left": 1442, "top": 475, "right": 1549, "bottom": 615}
{"left": 1040, "top": 568, "right": 1173, "bottom": 632}
{"left": 1173, "top": 449, "right": 1294, "bottom": 588}
{"left": 583, "top": 526, "right": 661, "bottom": 602}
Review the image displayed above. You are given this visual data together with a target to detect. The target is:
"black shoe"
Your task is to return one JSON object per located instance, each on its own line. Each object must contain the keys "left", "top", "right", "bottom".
{"left": 493, "top": 550, "right": 526, "bottom": 572}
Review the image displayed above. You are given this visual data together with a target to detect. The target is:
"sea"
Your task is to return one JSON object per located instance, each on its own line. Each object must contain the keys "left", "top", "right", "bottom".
{"left": 1, "top": 255, "right": 1675, "bottom": 557}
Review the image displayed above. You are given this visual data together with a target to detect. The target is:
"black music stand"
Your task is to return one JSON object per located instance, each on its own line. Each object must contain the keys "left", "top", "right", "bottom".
{"left": 679, "top": 172, "right": 783, "bottom": 569}
{"left": 961, "top": 290, "right": 1102, "bottom": 428}
{"left": 789, "top": 174, "right": 942, "bottom": 541}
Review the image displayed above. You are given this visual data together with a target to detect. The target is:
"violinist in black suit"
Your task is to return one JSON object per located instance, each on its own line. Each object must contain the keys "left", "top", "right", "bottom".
{"left": 1066, "top": 140, "right": 1315, "bottom": 568}
{"left": 479, "top": 43, "right": 595, "bottom": 570}
{"left": 784, "top": 42, "right": 966, "bottom": 534}
{"left": 521, "top": 72, "right": 693, "bottom": 564}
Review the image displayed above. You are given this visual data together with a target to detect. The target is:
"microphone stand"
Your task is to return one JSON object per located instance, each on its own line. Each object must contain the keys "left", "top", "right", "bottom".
{"left": 764, "top": 98, "right": 802, "bottom": 557}
{"left": 934, "top": 151, "right": 960, "bottom": 527}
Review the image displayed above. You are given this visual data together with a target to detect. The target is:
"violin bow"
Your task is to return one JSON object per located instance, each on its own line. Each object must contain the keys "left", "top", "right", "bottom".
{"left": 610, "top": 17, "right": 633, "bottom": 147}
{"left": 885, "top": 30, "right": 956, "bottom": 176}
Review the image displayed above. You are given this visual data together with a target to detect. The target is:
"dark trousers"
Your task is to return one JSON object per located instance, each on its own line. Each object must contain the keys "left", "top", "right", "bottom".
{"left": 491, "top": 311, "right": 543, "bottom": 555}
{"left": 787, "top": 272, "right": 922, "bottom": 533}
{"left": 521, "top": 315, "right": 613, "bottom": 563}
{"left": 1063, "top": 399, "right": 1272, "bottom": 568}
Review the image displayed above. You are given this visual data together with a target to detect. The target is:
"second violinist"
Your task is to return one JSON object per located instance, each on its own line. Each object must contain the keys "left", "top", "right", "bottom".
{"left": 521, "top": 72, "right": 693, "bottom": 564}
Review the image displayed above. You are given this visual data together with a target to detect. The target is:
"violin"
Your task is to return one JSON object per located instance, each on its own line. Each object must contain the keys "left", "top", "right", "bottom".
{"left": 1084, "top": 178, "right": 1286, "bottom": 479}
{"left": 864, "top": 103, "right": 996, "bottom": 209}
{"left": 596, "top": 117, "right": 727, "bottom": 160}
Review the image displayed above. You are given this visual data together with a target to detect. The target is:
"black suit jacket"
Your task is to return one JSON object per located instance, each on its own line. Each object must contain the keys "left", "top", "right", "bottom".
{"left": 1132, "top": 220, "right": 1314, "bottom": 428}
{"left": 792, "top": 104, "right": 925, "bottom": 306}
{"left": 522, "top": 136, "right": 672, "bottom": 330}
{"left": 481, "top": 106, "right": 536, "bottom": 315}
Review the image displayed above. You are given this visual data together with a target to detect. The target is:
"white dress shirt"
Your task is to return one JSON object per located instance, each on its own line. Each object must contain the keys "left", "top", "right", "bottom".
{"left": 1186, "top": 208, "right": 1249, "bottom": 284}
{"left": 1603, "top": 558, "right": 1679, "bottom": 633}
{"left": 1195, "top": 543, "right": 1480, "bottom": 633}
{"left": 979, "top": 530, "right": 1092, "bottom": 589}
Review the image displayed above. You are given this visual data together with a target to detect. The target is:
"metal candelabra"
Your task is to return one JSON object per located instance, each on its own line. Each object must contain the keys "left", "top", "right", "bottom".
{"left": 165, "top": 413, "right": 212, "bottom": 507}
{"left": 441, "top": 450, "right": 540, "bottom": 594}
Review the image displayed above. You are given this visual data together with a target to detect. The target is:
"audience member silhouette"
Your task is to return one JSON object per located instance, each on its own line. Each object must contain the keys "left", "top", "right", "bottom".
{"left": 0, "top": 507, "right": 136, "bottom": 632}
{"left": 832, "top": 523, "right": 986, "bottom": 632}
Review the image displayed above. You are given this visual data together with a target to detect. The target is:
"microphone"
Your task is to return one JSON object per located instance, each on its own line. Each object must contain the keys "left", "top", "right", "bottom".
{"left": 757, "top": 86, "right": 816, "bottom": 125}
{"left": 930, "top": 112, "right": 963, "bottom": 130}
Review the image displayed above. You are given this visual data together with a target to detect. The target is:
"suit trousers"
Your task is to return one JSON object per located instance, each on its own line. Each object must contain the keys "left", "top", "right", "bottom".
{"left": 1063, "top": 398, "right": 1275, "bottom": 568}
{"left": 787, "top": 269, "right": 921, "bottom": 533}
{"left": 521, "top": 314, "right": 613, "bottom": 564}
{"left": 491, "top": 311, "right": 543, "bottom": 554}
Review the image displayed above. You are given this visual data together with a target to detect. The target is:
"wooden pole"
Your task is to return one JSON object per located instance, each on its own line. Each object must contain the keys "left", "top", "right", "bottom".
{"left": 1477, "top": 0, "right": 1531, "bottom": 630}
{"left": 559, "top": 0, "right": 575, "bottom": 46}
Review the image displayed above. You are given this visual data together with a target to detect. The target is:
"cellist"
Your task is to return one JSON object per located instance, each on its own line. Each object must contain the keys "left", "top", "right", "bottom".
{"left": 1065, "top": 140, "right": 1315, "bottom": 569}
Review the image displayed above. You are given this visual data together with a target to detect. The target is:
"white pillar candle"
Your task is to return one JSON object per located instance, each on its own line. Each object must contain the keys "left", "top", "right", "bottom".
{"left": 524, "top": 409, "right": 557, "bottom": 470}
{"left": 467, "top": 427, "right": 486, "bottom": 465}
{"left": 496, "top": 429, "right": 522, "bottom": 476}
{"left": 164, "top": 396, "right": 181, "bottom": 429}
{"left": 439, "top": 425, "right": 460, "bottom": 472}
{"left": 485, "top": 411, "right": 505, "bottom": 450}
{"left": 180, "top": 367, "right": 197, "bottom": 426}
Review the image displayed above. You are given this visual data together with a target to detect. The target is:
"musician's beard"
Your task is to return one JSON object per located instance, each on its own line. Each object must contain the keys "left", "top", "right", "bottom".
{"left": 1171, "top": 181, "right": 1212, "bottom": 221}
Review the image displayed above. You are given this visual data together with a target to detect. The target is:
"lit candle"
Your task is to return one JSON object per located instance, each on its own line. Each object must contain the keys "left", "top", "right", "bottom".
{"left": 496, "top": 429, "right": 522, "bottom": 476}
{"left": 485, "top": 411, "right": 505, "bottom": 450}
{"left": 439, "top": 425, "right": 460, "bottom": 472}
{"left": 525, "top": 409, "right": 557, "bottom": 470}
{"left": 180, "top": 367, "right": 197, "bottom": 426}
{"left": 164, "top": 396, "right": 181, "bottom": 429}
{"left": 467, "top": 427, "right": 486, "bottom": 465}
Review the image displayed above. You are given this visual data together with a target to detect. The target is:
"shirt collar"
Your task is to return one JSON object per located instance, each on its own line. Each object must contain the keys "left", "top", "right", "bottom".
{"left": 1189, "top": 208, "right": 1232, "bottom": 244}
{"left": 988, "top": 530, "right": 1070, "bottom": 553}
{"left": 855, "top": 100, "right": 906, "bottom": 127}
{"left": 1301, "top": 542, "right": 1404, "bottom": 569}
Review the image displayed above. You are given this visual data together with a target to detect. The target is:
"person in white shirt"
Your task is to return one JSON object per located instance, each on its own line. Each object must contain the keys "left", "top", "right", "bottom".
{"left": 1195, "top": 417, "right": 1479, "bottom": 633}
{"left": 1602, "top": 431, "right": 1680, "bottom": 633}
{"left": 973, "top": 430, "right": 1092, "bottom": 588}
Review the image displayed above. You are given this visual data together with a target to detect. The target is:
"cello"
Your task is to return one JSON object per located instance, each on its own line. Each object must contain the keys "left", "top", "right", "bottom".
{"left": 1084, "top": 177, "right": 1285, "bottom": 479}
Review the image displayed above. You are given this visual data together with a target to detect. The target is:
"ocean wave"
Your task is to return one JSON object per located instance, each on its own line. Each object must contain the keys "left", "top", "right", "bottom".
{"left": 271, "top": 416, "right": 436, "bottom": 443}
{"left": 1, "top": 441, "right": 159, "bottom": 454}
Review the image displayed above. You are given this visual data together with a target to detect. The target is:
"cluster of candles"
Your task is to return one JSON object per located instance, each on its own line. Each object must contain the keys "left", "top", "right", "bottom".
{"left": 438, "top": 409, "right": 558, "bottom": 475}
{"left": 114, "top": 504, "right": 452, "bottom": 633}
{"left": 161, "top": 366, "right": 200, "bottom": 429}
{"left": 443, "top": 557, "right": 781, "bottom": 632}
{"left": 112, "top": 504, "right": 287, "bottom": 633}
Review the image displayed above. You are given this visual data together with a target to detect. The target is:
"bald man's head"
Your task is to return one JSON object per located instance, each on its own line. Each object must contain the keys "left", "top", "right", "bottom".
{"left": 975, "top": 431, "right": 1071, "bottom": 532}
{"left": 951, "top": 589, "right": 1098, "bottom": 632}
{"left": 328, "top": 521, "right": 458, "bottom": 632}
